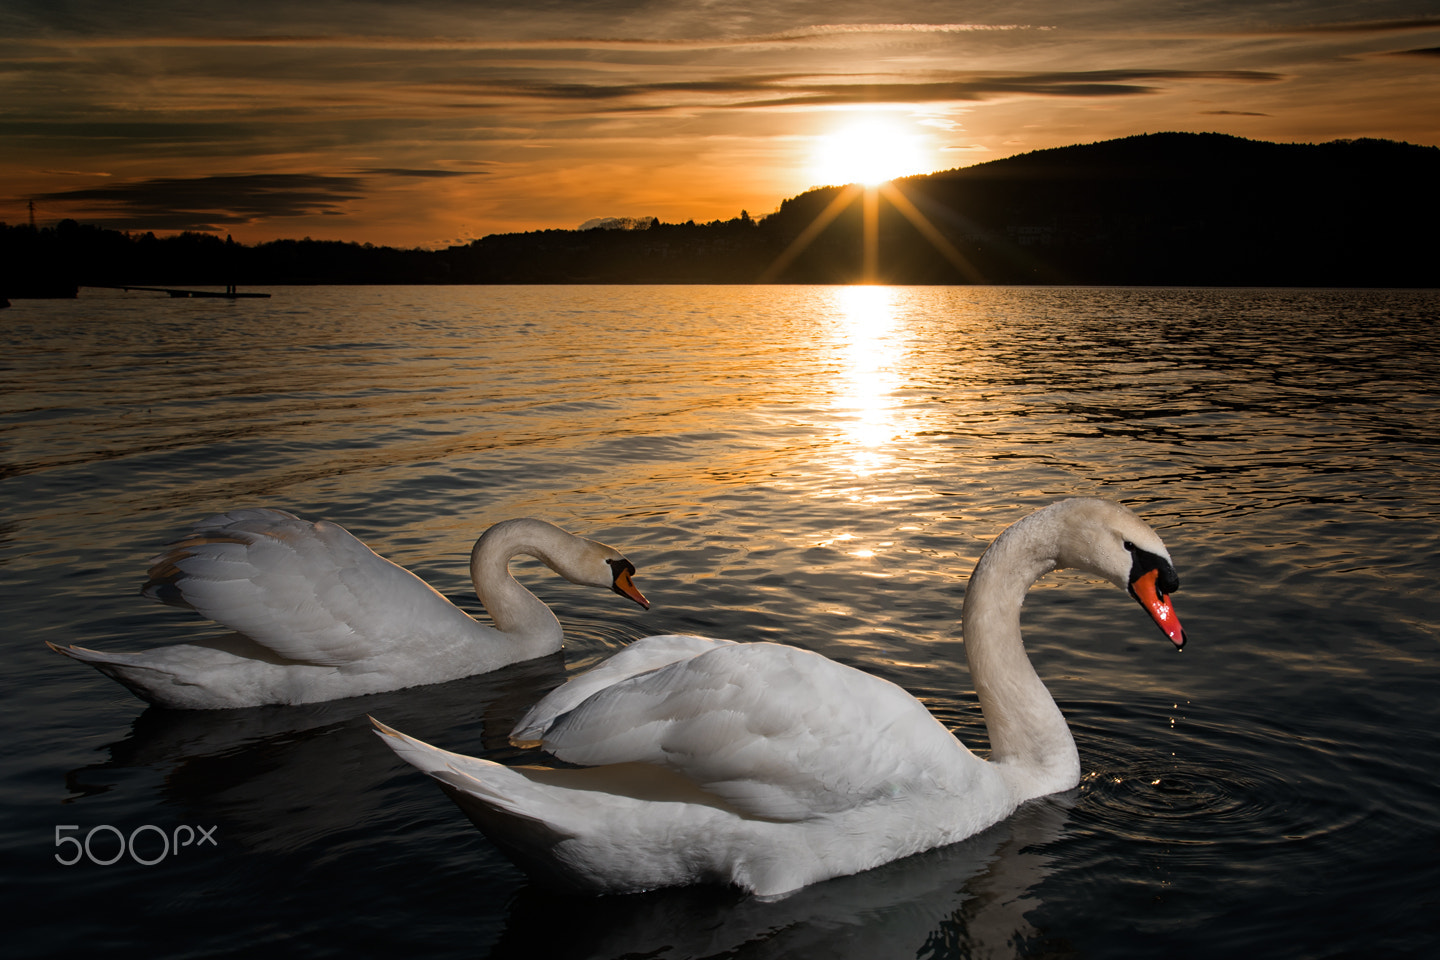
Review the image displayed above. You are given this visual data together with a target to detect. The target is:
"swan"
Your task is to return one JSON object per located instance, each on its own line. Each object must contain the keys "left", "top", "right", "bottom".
{"left": 374, "top": 498, "right": 1187, "bottom": 898}
{"left": 48, "top": 509, "right": 650, "bottom": 709}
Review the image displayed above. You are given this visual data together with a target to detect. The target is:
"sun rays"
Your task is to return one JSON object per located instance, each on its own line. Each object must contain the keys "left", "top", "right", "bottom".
{"left": 757, "top": 114, "right": 982, "bottom": 283}
{"left": 759, "top": 180, "right": 982, "bottom": 284}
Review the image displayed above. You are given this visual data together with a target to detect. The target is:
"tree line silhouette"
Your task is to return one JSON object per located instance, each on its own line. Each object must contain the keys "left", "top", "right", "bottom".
{"left": 4, "top": 133, "right": 1435, "bottom": 296}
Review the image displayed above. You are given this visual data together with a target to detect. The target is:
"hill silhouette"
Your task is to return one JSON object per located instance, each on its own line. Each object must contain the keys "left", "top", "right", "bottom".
{"left": 3, "top": 132, "right": 1435, "bottom": 292}
{"left": 763, "top": 132, "right": 1436, "bottom": 284}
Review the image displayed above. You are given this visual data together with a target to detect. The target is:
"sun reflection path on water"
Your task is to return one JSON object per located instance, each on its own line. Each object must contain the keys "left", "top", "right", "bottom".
{"left": 831, "top": 285, "right": 912, "bottom": 477}
{"left": 778, "top": 285, "right": 953, "bottom": 584}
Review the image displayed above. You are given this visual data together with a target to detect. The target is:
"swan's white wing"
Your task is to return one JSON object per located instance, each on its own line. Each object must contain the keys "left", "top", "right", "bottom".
{"left": 530, "top": 640, "right": 975, "bottom": 822}
{"left": 143, "top": 508, "right": 481, "bottom": 665}
{"left": 512, "top": 634, "right": 735, "bottom": 742}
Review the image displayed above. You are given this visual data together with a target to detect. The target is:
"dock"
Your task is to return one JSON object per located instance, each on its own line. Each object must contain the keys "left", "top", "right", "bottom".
{"left": 84, "top": 284, "right": 271, "bottom": 299}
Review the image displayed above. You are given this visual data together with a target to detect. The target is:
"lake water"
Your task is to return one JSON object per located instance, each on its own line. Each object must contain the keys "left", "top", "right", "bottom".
{"left": 5, "top": 285, "right": 1438, "bottom": 959}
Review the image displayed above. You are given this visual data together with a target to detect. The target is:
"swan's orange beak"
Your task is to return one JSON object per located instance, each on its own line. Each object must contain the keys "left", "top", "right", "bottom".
{"left": 611, "top": 563, "right": 650, "bottom": 610}
{"left": 1130, "top": 568, "right": 1186, "bottom": 649}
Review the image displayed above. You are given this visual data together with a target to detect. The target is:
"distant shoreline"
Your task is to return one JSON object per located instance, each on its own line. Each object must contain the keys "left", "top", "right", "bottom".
{"left": 5, "top": 133, "right": 1436, "bottom": 293}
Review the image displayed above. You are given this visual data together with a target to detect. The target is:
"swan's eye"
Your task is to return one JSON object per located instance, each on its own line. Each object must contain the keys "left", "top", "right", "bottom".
{"left": 1123, "top": 540, "right": 1136, "bottom": 552}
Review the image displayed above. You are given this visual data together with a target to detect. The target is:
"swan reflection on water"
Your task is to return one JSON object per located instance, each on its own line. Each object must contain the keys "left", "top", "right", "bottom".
{"left": 489, "top": 794, "right": 1074, "bottom": 960}
{"left": 62, "top": 654, "right": 571, "bottom": 846}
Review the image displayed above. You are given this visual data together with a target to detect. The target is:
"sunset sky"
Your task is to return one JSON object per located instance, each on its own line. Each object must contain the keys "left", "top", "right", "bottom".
{"left": 3, "top": 1, "right": 1437, "bottom": 248}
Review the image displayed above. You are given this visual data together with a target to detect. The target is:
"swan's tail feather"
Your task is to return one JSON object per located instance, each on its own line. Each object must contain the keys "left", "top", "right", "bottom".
{"left": 46, "top": 642, "right": 173, "bottom": 704}
{"left": 47, "top": 641, "right": 170, "bottom": 674}
{"left": 50, "top": 640, "right": 127, "bottom": 663}
{"left": 372, "top": 717, "right": 564, "bottom": 823}
{"left": 372, "top": 718, "right": 582, "bottom": 872}
{"left": 433, "top": 770, "right": 577, "bottom": 848}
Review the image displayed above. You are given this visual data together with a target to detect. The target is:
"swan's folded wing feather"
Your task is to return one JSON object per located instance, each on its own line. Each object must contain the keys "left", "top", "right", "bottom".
{"left": 512, "top": 633, "right": 734, "bottom": 742}
{"left": 534, "top": 641, "right": 973, "bottom": 822}
{"left": 144, "top": 509, "right": 479, "bottom": 666}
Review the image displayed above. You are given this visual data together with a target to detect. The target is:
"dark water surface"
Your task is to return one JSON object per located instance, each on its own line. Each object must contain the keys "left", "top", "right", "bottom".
{"left": 5, "top": 285, "right": 1438, "bottom": 958}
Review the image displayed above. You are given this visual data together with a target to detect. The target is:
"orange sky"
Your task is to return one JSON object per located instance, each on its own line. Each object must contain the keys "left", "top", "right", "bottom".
{"left": 3, "top": 3, "right": 1437, "bottom": 249}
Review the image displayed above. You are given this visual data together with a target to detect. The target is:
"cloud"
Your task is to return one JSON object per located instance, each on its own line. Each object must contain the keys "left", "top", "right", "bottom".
{"left": 424, "top": 68, "right": 1286, "bottom": 110}
{"left": 1274, "top": 16, "right": 1440, "bottom": 35}
{"left": 1200, "top": 109, "right": 1270, "bottom": 117}
{"left": 1391, "top": 46, "right": 1440, "bottom": 57}
{"left": 51, "top": 22, "right": 1047, "bottom": 53}
{"left": 744, "top": 70, "right": 1286, "bottom": 107}
{"left": 33, "top": 173, "right": 364, "bottom": 231}
{"left": 362, "top": 167, "right": 479, "bottom": 178}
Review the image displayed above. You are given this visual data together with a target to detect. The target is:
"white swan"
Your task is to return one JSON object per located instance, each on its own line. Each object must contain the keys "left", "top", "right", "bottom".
{"left": 374, "top": 498, "right": 1187, "bottom": 898}
{"left": 48, "top": 509, "right": 649, "bottom": 709}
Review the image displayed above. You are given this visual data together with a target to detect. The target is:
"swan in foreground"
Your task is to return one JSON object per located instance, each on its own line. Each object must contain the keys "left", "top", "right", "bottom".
{"left": 375, "top": 498, "right": 1187, "bottom": 898}
{"left": 48, "top": 509, "right": 649, "bottom": 709}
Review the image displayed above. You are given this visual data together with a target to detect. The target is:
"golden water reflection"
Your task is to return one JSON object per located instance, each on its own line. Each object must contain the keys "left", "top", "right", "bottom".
{"left": 831, "top": 285, "right": 911, "bottom": 476}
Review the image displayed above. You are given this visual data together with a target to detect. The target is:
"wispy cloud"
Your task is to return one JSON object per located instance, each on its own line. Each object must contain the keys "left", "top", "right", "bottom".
{"left": 362, "top": 167, "right": 480, "bottom": 178}
{"left": 1270, "top": 16, "right": 1440, "bottom": 35}
{"left": 50, "top": 22, "right": 1049, "bottom": 53}
{"left": 735, "top": 70, "right": 1286, "bottom": 108}
{"left": 34, "top": 173, "right": 365, "bottom": 230}
{"left": 422, "top": 69, "right": 1286, "bottom": 110}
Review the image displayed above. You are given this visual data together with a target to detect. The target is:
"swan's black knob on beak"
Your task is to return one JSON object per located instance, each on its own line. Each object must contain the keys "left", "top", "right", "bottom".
{"left": 608, "top": 558, "right": 650, "bottom": 609}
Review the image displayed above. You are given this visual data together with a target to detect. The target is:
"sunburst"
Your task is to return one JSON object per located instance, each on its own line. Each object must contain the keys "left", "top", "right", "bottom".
{"left": 760, "top": 115, "right": 979, "bottom": 283}
{"left": 809, "top": 116, "right": 932, "bottom": 188}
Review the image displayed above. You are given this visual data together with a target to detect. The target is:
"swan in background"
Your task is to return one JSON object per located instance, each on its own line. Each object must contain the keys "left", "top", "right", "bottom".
{"left": 375, "top": 498, "right": 1187, "bottom": 898}
{"left": 49, "top": 509, "right": 649, "bottom": 709}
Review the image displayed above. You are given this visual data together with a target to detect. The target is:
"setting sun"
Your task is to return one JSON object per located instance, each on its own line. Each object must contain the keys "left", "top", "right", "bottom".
{"left": 810, "top": 116, "right": 934, "bottom": 188}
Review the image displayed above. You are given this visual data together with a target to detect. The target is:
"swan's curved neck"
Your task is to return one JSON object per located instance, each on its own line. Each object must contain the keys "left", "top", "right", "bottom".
{"left": 962, "top": 512, "right": 1080, "bottom": 802}
{"left": 469, "top": 520, "right": 570, "bottom": 656}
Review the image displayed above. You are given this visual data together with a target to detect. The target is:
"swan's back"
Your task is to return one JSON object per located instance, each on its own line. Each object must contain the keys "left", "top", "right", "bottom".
{"left": 519, "top": 637, "right": 991, "bottom": 823}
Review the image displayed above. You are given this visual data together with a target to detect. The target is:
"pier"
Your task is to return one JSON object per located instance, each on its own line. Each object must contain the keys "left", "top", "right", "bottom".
{"left": 84, "top": 284, "right": 271, "bottom": 299}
